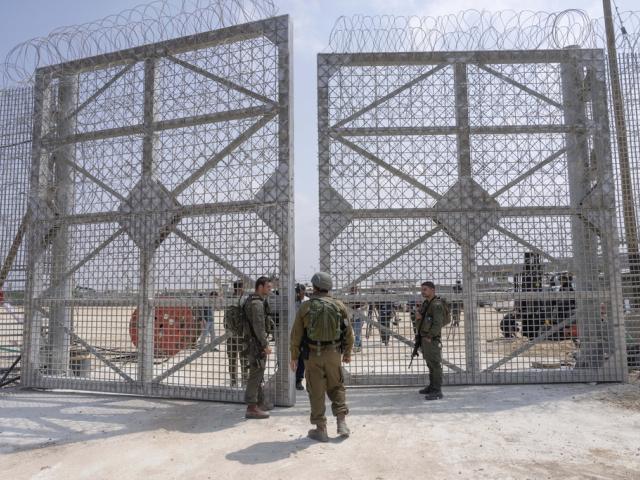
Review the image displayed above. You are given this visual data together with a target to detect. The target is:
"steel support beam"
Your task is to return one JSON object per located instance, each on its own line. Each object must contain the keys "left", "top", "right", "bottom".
{"left": 136, "top": 58, "right": 157, "bottom": 390}
{"left": 46, "top": 75, "right": 76, "bottom": 376}
{"left": 561, "top": 55, "right": 603, "bottom": 370}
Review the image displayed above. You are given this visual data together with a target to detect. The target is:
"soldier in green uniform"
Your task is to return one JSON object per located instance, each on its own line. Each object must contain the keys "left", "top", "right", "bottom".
{"left": 415, "top": 281, "right": 445, "bottom": 400}
{"left": 227, "top": 280, "right": 249, "bottom": 387}
{"left": 243, "top": 276, "right": 274, "bottom": 419}
{"left": 289, "top": 272, "right": 354, "bottom": 442}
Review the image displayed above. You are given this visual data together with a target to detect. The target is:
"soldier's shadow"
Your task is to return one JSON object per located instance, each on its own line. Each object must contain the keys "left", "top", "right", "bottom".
{"left": 226, "top": 436, "right": 328, "bottom": 464}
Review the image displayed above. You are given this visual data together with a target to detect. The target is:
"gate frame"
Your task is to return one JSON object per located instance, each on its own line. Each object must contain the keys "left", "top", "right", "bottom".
{"left": 318, "top": 48, "right": 627, "bottom": 385}
{"left": 22, "top": 15, "right": 295, "bottom": 405}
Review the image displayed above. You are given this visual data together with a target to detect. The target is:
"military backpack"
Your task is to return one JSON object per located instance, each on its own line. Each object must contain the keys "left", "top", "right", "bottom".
{"left": 223, "top": 297, "right": 245, "bottom": 336}
{"left": 306, "top": 297, "right": 343, "bottom": 345}
{"left": 439, "top": 297, "right": 452, "bottom": 327}
{"left": 424, "top": 296, "right": 452, "bottom": 327}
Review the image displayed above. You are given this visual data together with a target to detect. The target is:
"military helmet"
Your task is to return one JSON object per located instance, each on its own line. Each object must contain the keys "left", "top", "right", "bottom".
{"left": 311, "top": 272, "right": 333, "bottom": 291}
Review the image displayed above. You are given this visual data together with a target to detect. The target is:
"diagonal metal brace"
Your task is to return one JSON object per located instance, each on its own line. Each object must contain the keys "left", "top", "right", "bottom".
{"left": 64, "top": 327, "right": 134, "bottom": 382}
{"left": 152, "top": 332, "right": 230, "bottom": 383}
{"left": 482, "top": 316, "right": 575, "bottom": 373}
{"left": 361, "top": 314, "right": 463, "bottom": 373}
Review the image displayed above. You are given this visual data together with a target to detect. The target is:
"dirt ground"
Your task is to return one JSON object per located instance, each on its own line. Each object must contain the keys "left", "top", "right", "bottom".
{"left": 1, "top": 372, "right": 639, "bottom": 480}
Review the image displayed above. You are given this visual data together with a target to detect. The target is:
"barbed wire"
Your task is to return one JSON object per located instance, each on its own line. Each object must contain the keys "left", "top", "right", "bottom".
{"left": 1, "top": 0, "right": 277, "bottom": 87}
{"left": 327, "top": 9, "right": 640, "bottom": 53}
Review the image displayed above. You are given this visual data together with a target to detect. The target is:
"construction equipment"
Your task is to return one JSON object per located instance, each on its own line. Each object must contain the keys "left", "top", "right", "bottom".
{"left": 499, "top": 253, "right": 577, "bottom": 340}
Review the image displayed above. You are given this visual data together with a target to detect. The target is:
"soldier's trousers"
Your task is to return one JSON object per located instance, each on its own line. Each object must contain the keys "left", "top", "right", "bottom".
{"left": 244, "top": 353, "right": 266, "bottom": 405}
{"left": 227, "top": 336, "right": 248, "bottom": 385}
{"left": 304, "top": 349, "right": 348, "bottom": 426}
{"left": 421, "top": 336, "right": 443, "bottom": 391}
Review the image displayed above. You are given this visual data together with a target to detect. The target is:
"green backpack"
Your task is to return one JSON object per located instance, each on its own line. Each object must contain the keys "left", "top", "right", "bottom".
{"left": 424, "top": 296, "right": 452, "bottom": 327}
{"left": 438, "top": 297, "right": 451, "bottom": 327}
{"left": 306, "top": 297, "right": 343, "bottom": 344}
{"left": 436, "top": 296, "right": 452, "bottom": 327}
{"left": 224, "top": 298, "right": 245, "bottom": 336}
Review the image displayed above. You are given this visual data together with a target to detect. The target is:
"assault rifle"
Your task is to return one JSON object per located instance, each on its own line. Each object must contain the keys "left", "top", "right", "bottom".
{"left": 408, "top": 334, "right": 421, "bottom": 369}
{"left": 408, "top": 300, "right": 425, "bottom": 369}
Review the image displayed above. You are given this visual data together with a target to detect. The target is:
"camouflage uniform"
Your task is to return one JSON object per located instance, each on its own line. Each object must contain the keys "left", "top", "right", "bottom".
{"left": 243, "top": 294, "right": 271, "bottom": 405}
{"left": 290, "top": 293, "right": 354, "bottom": 427}
{"left": 226, "top": 295, "right": 248, "bottom": 387}
{"left": 419, "top": 297, "right": 445, "bottom": 394}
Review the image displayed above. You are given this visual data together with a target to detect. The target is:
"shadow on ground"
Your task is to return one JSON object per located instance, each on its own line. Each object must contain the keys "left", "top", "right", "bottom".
{"left": 225, "top": 438, "right": 312, "bottom": 464}
{"left": 0, "top": 387, "right": 246, "bottom": 454}
{"left": 0, "top": 381, "right": 620, "bottom": 456}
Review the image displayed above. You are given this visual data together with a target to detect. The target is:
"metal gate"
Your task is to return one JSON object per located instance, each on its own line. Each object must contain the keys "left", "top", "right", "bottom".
{"left": 22, "top": 15, "right": 295, "bottom": 405}
{"left": 0, "top": 86, "right": 33, "bottom": 387}
{"left": 318, "top": 49, "right": 627, "bottom": 385}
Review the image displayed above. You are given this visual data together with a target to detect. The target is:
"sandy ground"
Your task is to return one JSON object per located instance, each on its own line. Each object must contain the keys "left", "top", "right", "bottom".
{"left": 1, "top": 373, "right": 639, "bottom": 480}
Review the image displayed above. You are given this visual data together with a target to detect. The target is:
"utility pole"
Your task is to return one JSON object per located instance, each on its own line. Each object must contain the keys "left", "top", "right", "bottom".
{"left": 603, "top": 0, "right": 640, "bottom": 304}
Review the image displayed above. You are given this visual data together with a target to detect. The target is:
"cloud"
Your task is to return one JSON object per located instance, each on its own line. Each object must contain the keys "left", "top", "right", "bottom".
{"left": 280, "top": 0, "right": 328, "bottom": 53}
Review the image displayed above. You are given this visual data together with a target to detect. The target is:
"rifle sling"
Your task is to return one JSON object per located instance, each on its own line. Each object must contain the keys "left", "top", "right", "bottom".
{"left": 244, "top": 295, "right": 266, "bottom": 348}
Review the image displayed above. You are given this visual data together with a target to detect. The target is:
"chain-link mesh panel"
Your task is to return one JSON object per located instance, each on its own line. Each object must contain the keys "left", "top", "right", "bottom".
{"left": 21, "top": 16, "right": 294, "bottom": 405}
{"left": 0, "top": 86, "right": 32, "bottom": 387}
{"left": 319, "top": 50, "right": 626, "bottom": 385}
{"left": 612, "top": 53, "right": 640, "bottom": 370}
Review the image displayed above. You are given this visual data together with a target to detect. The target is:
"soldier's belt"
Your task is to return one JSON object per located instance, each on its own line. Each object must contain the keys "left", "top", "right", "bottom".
{"left": 307, "top": 342, "right": 341, "bottom": 351}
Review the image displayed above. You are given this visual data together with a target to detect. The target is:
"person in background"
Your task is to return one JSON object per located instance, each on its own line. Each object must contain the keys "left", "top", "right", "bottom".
{"left": 376, "top": 289, "right": 394, "bottom": 346}
{"left": 226, "top": 280, "right": 248, "bottom": 387}
{"left": 199, "top": 291, "right": 219, "bottom": 351}
{"left": 451, "top": 280, "right": 463, "bottom": 327}
{"left": 347, "top": 285, "right": 364, "bottom": 353}
{"left": 295, "top": 283, "right": 310, "bottom": 390}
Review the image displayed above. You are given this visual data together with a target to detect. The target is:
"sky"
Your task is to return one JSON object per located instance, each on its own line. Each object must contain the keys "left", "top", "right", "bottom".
{"left": 0, "top": 0, "right": 636, "bottom": 283}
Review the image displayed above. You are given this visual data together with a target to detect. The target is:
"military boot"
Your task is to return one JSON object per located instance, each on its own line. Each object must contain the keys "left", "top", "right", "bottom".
{"left": 425, "top": 390, "right": 443, "bottom": 401}
{"left": 418, "top": 385, "right": 433, "bottom": 395}
{"left": 337, "top": 414, "right": 350, "bottom": 438}
{"left": 308, "top": 424, "right": 329, "bottom": 442}
{"left": 245, "top": 404, "right": 269, "bottom": 419}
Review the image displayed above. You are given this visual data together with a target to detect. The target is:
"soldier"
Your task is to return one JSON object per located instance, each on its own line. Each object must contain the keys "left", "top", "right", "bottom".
{"left": 415, "top": 281, "right": 445, "bottom": 400}
{"left": 294, "top": 283, "right": 309, "bottom": 391}
{"left": 243, "top": 276, "right": 274, "bottom": 419}
{"left": 226, "top": 280, "right": 248, "bottom": 387}
{"left": 289, "top": 272, "right": 354, "bottom": 442}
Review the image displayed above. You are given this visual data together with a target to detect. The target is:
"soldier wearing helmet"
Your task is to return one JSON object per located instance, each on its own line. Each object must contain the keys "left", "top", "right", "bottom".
{"left": 289, "top": 272, "right": 354, "bottom": 442}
